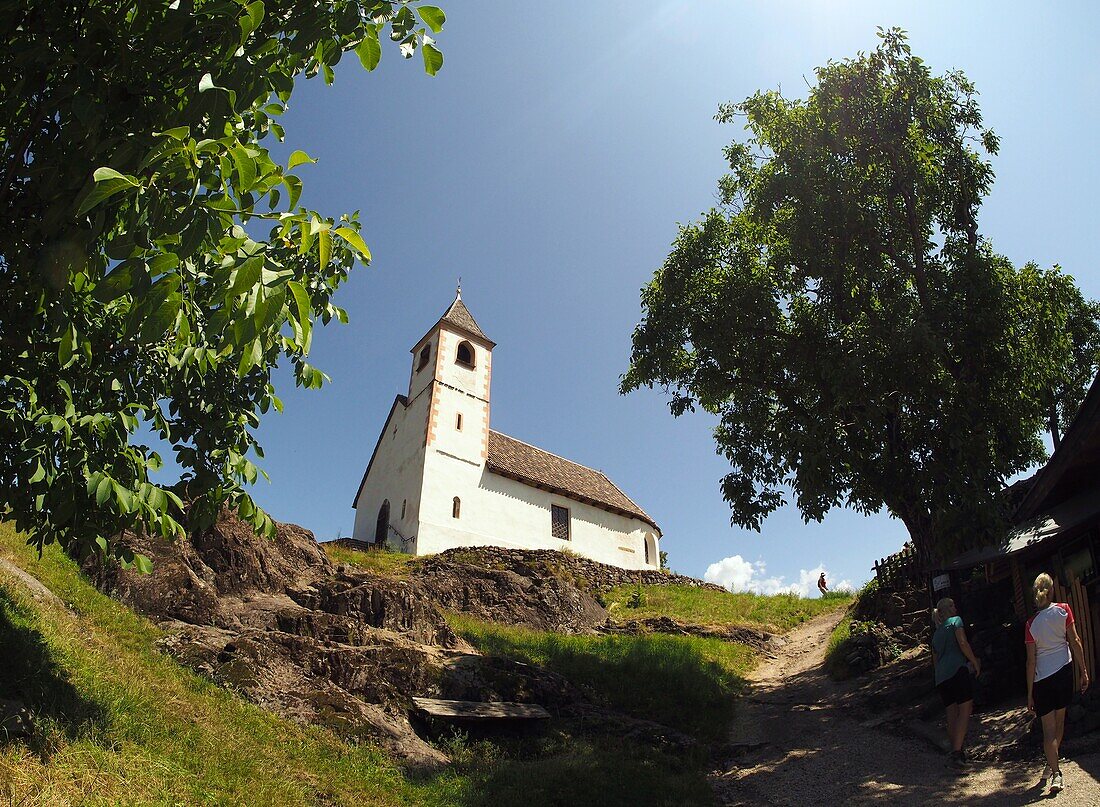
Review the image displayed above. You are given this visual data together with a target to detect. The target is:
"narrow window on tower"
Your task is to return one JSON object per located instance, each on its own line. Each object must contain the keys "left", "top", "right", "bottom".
{"left": 401, "top": 500, "right": 407, "bottom": 519}
{"left": 452, "top": 497, "right": 461, "bottom": 519}
{"left": 551, "top": 504, "right": 570, "bottom": 541}
{"left": 456, "top": 413, "right": 463, "bottom": 431}
{"left": 417, "top": 343, "right": 432, "bottom": 371}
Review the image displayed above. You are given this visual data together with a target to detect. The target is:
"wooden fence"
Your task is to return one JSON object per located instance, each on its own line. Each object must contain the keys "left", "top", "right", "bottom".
{"left": 1054, "top": 576, "right": 1097, "bottom": 693}
{"left": 872, "top": 544, "right": 920, "bottom": 586}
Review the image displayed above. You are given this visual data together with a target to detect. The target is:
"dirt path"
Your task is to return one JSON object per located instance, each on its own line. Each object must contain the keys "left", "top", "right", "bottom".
{"left": 711, "top": 611, "right": 1100, "bottom": 805}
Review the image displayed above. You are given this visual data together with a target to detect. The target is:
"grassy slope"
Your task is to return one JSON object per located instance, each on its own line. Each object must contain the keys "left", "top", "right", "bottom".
{"left": 448, "top": 615, "right": 753, "bottom": 744}
{"left": 1, "top": 534, "right": 850, "bottom": 807}
{"left": 323, "top": 542, "right": 416, "bottom": 577}
{"left": 604, "top": 584, "right": 853, "bottom": 632}
{"left": 0, "top": 523, "right": 469, "bottom": 807}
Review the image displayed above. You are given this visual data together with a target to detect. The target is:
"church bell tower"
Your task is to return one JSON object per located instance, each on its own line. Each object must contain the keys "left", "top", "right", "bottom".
{"left": 408, "top": 287, "right": 494, "bottom": 464}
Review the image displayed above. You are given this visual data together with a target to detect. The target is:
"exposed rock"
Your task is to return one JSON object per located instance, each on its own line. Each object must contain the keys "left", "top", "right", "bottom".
{"left": 414, "top": 558, "right": 608, "bottom": 632}
{"left": 86, "top": 511, "right": 572, "bottom": 769}
{"left": 411, "top": 546, "right": 722, "bottom": 632}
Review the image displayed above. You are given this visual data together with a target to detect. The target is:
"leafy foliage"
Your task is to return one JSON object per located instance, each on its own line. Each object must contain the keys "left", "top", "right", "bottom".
{"left": 0, "top": 1, "right": 445, "bottom": 563}
{"left": 622, "top": 29, "right": 1100, "bottom": 559}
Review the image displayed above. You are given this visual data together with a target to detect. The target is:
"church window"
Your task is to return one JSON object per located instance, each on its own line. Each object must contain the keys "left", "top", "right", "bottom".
{"left": 551, "top": 504, "right": 570, "bottom": 541}
{"left": 456, "top": 413, "right": 463, "bottom": 431}
{"left": 452, "top": 497, "right": 461, "bottom": 519}
{"left": 417, "top": 344, "right": 432, "bottom": 371}
{"left": 401, "top": 500, "right": 407, "bottom": 519}
{"left": 455, "top": 341, "right": 475, "bottom": 368}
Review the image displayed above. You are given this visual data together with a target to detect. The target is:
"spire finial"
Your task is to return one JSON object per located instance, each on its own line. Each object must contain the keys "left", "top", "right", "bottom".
{"left": 456, "top": 277, "right": 462, "bottom": 300}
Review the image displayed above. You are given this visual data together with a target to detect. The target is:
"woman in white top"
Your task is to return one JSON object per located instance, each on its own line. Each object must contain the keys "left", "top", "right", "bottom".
{"left": 1025, "top": 573, "right": 1090, "bottom": 794}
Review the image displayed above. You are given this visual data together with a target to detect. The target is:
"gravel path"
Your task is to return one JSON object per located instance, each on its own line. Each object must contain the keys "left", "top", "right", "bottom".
{"left": 711, "top": 611, "right": 1100, "bottom": 805}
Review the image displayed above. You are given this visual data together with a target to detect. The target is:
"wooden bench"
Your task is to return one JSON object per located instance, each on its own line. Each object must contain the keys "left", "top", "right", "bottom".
{"left": 411, "top": 697, "right": 550, "bottom": 721}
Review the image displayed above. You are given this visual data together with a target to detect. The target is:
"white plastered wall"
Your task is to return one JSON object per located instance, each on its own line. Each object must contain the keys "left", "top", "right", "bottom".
{"left": 416, "top": 450, "right": 659, "bottom": 570}
{"left": 351, "top": 390, "right": 431, "bottom": 552}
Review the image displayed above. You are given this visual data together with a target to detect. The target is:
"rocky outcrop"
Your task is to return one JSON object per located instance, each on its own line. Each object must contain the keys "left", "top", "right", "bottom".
{"left": 411, "top": 546, "right": 722, "bottom": 632}
{"left": 86, "top": 511, "right": 578, "bottom": 768}
{"left": 420, "top": 546, "right": 724, "bottom": 594}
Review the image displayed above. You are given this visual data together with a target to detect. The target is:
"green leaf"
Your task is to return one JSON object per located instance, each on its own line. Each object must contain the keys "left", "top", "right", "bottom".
{"left": 228, "top": 256, "right": 264, "bottom": 297}
{"left": 288, "top": 150, "right": 316, "bottom": 170}
{"left": 288, "top": 280, "right": 312, "bottom": 351}
{"left": 318, "top": 229, "right": 332, "bottom": 272}
{"left": 282, "top": 175, "right": 302, "bottom": 209}
{"left": 155, "top": 126, "right": 191, "bottom": 140}
{"left": 239, "top": 0, "right": 265, "bottom": 40}
{"left": 417, "top": 6, "right": 446, "bottom": 33}
{"left": 355, "top": 31, "right": 382, "bottom": 71}
{"left": 58, "top": 324, "right": 76, "bottom": 368}
{"left": 28, "top": 462, "right": 45, "bottom": 484}
{"left": 139, "top": 293, "right": 182, "bottom": 343}
{"left": 230, "top": 145, "right": 257, "bottom": 192}
{"left": 148, "top": 253, "right": 180, "bottom": 277}
{"left": 93, "top": 259, "right": 141, "bottom": 303}
{"left": 78, "top": 168, "right": 139, "bottom": 215}
{"left": 198, "top": 72, "right": 217, "bottom": 92}
{"left": 95, "top": 477, "right": 112, "bottom": 507}
{"left": 334, "top": 227, "right": 371, "bottom": 262}
{"left": 422, "top": 43, "right": 443, "bottom": 76}
{"left": 133, "top": 553, "right": 153, "bottom": 575}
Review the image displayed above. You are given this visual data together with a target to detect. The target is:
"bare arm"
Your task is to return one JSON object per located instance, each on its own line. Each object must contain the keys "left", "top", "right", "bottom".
{"left": 955, "top": 626, "right": 981, "bottom": 676}
{"left": 1068, "top": 623, "right": 1091, "bottom": 692}
{"left": 1026, "top": 643, "right": 1036, "bottom": 711}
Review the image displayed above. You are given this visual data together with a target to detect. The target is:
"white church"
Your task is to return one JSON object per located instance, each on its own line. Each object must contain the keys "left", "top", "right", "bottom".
{"left": 351, "top": 292, "right": 661, "bottom": 571}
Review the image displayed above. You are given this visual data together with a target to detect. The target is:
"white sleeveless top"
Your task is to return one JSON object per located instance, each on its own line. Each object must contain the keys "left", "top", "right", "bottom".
{"left": 1025, "top": 602, "right": 1074, "bottom": 682}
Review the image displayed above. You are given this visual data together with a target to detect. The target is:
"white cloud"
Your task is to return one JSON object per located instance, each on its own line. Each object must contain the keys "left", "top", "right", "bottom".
{"left": 704, "top": 555, "right": 853, "bottom": 598}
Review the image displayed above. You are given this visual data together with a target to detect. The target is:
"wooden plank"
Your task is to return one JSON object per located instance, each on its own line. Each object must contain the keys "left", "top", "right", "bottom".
{"left": 411, "top": 698, "right": 550, "bottom": 721}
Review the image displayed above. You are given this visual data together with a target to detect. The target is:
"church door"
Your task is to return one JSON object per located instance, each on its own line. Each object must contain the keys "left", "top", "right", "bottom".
{"left": 375, "top": 500, "right": 390, "bottom": 546}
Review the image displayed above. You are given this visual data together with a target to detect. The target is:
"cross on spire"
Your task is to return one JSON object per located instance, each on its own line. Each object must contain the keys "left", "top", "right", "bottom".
{"left": 456, "top": 277, "right": 462, "bottom": 300}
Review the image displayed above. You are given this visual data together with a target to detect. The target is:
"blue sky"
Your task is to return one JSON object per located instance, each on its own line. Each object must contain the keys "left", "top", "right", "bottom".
{"left": 237, "top": 1, "right": 1100, "bottom": 593}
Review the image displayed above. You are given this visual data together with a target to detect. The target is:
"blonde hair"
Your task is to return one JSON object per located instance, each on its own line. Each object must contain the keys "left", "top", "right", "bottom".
{"left": 933, "top": 597, "right": 956, "bottom": 627}
{"left": 1033, "top": 573, "right": 1055, "bottom": 609}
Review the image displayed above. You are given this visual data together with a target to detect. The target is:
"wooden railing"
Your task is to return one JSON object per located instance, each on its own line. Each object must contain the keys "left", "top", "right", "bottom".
{"left": 872, "top": 544, "right": 920, "bottom": 586}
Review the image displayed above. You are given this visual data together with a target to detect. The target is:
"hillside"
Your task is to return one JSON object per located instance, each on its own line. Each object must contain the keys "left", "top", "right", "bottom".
{"left": 0, "top": 520, "right": 850, "bottom": 806}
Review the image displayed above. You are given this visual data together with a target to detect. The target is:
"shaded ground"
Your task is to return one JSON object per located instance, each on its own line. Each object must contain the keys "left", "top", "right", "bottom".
{"left": 712, "top": 612, "right": 1100, "bottom": 805}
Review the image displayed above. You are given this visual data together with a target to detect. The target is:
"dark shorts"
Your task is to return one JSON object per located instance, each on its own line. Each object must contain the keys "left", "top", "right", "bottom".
{"left": 937, "top": 666, "right": 974, "bottom": 707}
{"left": 1034, "top": 662, "right": 1074, "bottom": 717}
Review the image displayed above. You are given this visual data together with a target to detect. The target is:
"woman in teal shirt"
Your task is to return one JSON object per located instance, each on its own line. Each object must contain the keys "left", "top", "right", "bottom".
{"left": 932, "top": 597, "right": 982, "bottom": 768}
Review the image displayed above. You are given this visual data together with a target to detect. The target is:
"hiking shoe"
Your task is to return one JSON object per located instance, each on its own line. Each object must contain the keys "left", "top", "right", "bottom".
{"left": 1050, "top": 770, "right": 1063, "bottom": 793}
{"left": 948, "top": 750, "right": 967, "bottom": 770}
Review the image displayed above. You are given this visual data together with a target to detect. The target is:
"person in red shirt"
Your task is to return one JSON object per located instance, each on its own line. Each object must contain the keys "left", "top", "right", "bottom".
{"left": 817, "top": 572, "right": 828, "bottom": 596}
{"left": 1025, "top": 573, "right": 1090, "bottom": 794}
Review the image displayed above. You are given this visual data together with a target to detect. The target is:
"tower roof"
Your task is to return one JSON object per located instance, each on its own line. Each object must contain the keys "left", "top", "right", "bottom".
{"left": 412, "top": 292, "right": 495, "bottom": 351}
{"left": 440, "top": 296, "right": 492, "bottom": 343}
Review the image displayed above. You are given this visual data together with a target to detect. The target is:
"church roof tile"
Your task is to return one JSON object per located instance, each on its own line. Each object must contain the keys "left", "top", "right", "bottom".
{"left": 486, "top": 430, "right": 659, "bottom": 533}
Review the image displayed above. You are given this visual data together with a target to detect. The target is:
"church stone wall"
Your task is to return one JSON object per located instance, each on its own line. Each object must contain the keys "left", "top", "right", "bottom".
{"left": 416, "top": 451, "right": 658, "bottom": 571}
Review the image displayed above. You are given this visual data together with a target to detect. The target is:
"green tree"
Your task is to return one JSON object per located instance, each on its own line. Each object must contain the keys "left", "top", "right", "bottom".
{"left": 622, "top": 29, "right": 1100, "bottom": 562}
{"left": 0, "top": 0, "right": 446, "bottom": 566}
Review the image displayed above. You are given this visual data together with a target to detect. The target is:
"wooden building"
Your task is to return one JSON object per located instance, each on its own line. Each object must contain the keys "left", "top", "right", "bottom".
{"left": 932, "top": 370, "right": 1100, "bottom": 701}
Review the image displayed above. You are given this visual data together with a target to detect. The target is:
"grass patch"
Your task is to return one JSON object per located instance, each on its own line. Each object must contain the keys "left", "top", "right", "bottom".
{"left": 322, "top": 543, "right": 415, "bottom": 578}
{"left": 449, "top": 614, "right": 752, "bottom": 743}
{"left": 0, "top": 522, "right": 470, "bottom": 807}
{"left": 823, "top": 614, "right": 854, "bottom": 678}
{"left": 0, "top": 524, "right": 719, "bottom": 806}
{"left": 604, "top": 584, "right": 853, "bottom": 633}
